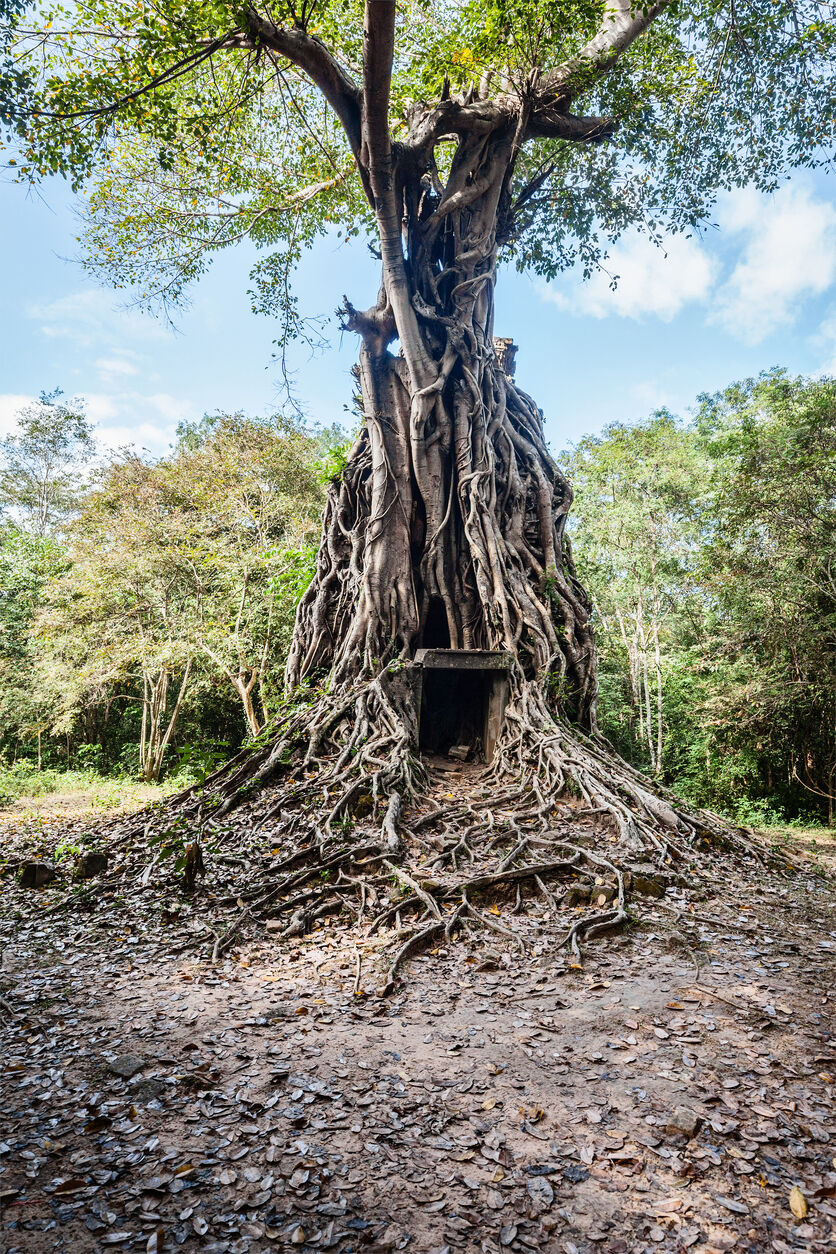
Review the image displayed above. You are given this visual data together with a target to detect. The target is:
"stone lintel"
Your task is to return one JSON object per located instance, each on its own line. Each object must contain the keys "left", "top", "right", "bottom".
{"left": 414, "top": 648, "right": 512, "bottom": 671}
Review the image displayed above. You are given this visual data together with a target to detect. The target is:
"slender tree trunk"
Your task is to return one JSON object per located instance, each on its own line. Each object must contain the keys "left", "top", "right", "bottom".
{"left": 140, "top": 672, "right": 150, "bottom": 779}
{"left": 151, "top": 661, "right": 191, "bottom": 779}
{"left": 139, "top": 665, "right": 191, "bottom": 781}
{"left": 633, "top": 590, "right": 655, "bottom": 771}
{"left": 147, "top": 669, "right": 167, "bottom": 783}
{"left": 614, "top": 602, "right": 641, "bottom": 746}
{"left": 650, "top": 566, "right": 664, "bottom": 774}
{"left": 233, "top": 674, "right": 262, "bottom": 738}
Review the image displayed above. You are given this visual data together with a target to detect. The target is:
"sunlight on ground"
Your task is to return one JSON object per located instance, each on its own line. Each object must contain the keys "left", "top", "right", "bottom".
{"left": 0, "top": 778, "right": 177, "bottom": 841}
{"left": 755, "top": 823, "right": 836, "bottom": 873}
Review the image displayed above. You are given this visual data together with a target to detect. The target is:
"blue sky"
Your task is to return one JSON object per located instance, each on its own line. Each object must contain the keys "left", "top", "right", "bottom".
{"left": 2, "top": 167, "right": 836, "bottom": 458}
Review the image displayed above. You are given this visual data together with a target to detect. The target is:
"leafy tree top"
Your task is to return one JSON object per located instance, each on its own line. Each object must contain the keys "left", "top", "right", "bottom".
{"left": 3, "top": 1, "right": 835, "bottom": 336}
{"left": 0, "top": 390, "right": 96, "bottom": 535}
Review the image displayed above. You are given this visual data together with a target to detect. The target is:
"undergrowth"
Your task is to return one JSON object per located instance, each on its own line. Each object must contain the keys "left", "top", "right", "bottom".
{"left": 0, "top": 762, "right": 195, "bottom": 810}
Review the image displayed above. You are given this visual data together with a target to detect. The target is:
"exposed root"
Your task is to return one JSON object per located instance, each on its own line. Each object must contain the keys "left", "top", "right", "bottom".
{"left": 69, "top": 154, "right": 772, "bottom": 982}
{"left": 38, "top": 663, "right": 772, "bottom": 990}
{"left": 167, "top": 666, "right": 424, "bottom": 832}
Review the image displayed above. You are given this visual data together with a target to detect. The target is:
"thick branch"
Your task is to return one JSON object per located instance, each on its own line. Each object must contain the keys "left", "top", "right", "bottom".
{"left": 526, "top": 110, "right": 616, "bottom": 143}
{"left": 538, "top": 0, "right": 671, "bottom": 104}
{"left": 405, "top": 93, "right": 613, "bottom": 169}
{"left": 405, "top": 97, "right": 508, "bottom": 155}
{"left": 243, "top": 9, "right": 363, "bottom": 156}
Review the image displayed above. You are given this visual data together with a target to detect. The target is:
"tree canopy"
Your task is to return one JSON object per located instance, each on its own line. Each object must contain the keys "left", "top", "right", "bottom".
{"left": 567, "top": 371, "right": 836, "bottom": 824}
{"left": 4, "top": 0, "right": 835, "bottom": 338}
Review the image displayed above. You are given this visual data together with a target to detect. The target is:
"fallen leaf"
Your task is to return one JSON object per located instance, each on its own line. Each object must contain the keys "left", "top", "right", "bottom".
{"left": 53, "top": 1177, "right": 89, "bottom": 1195}
{"left": 789, "top": 1185, "right": 809, "bottom": 1219}
{"left": 713, "top": 1194, "right": 748, "bottom": 1215}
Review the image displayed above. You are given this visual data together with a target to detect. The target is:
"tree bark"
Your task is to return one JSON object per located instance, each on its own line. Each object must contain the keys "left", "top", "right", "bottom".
{"left": 287, "top": 148, "right": 596, "bottom": 728}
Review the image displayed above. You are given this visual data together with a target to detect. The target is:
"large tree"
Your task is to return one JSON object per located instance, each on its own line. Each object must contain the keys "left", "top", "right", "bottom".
{"left": 4, "top": 2, "right": 835, "bottom": 950}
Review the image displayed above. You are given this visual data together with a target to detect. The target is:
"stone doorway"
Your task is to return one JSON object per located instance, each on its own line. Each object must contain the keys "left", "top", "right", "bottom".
{"left": 414, "top": 649, "right": 510, "bottom": 763}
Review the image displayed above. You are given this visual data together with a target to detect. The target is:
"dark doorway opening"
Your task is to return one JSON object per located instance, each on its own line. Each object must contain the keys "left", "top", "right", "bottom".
{"left": 420, "top": 597, "right": 451, "bottom": 649}
{"left": 419, "top": 668, "right": 489, "bottom": 759}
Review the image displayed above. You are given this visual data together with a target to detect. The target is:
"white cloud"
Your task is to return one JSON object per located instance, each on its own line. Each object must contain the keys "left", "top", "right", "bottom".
{"left": 538, "top": 182, "right": 836, "bottom": 346}
{"left": 95, "top": 420, "right": 174, "bottom": 453}
{"left": 28, "top": 289, "right": 167, "bottom": 350}
{"left": 713, "top": 184, "right": 836, "bottom": 343}
{"left": 0, "top": 394, "right": 35, "bottom": 436}
{"left": 813, "top": 310, "right": 836, "bottom": 377}
{"left": 89, "top": 391, "right": 198, "bottom": 454}
{"left": 543, "top": 230, "right": 717, "bottom": 322}
{"left": 146, "top": 392, "right": 196, "bottom": 426}
{"left": 95, "top": 356, "right": 140, "bottom": 379}
{"left": 80, "top": 393, "right": 120, "bottom": 425}
{"left": 629, "top": 381, "right": 679, "bottom": 411}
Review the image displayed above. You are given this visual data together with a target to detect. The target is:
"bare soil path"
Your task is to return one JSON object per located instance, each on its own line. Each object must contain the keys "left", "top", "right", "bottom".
{"left": 1, "top": 789, "right": 835, "bottom": 1254}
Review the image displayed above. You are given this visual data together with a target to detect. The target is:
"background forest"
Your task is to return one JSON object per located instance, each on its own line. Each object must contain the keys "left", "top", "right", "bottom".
{"left": 2, "top": 368, "right": 834, "bottom": 828}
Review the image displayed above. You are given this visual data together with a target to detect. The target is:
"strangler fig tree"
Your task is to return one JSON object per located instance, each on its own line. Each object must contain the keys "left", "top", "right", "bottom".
{"left": 4, "top": 0, "right": 835, "bottom": 859}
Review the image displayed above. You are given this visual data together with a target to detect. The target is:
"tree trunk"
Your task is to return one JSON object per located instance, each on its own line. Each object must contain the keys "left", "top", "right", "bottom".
{"left": 287, "top": 188, "right": 595, "bottom": 729}
{"left": 233, "top": 673, "right": 262, "bottom": 739}
{"left": 140, "top": 664, "right": 191, "bottom": 782}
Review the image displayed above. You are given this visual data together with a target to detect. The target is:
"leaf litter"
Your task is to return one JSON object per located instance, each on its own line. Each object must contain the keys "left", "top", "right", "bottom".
{"left": 1, "top": 794, "right": 835, "bottom": 1252}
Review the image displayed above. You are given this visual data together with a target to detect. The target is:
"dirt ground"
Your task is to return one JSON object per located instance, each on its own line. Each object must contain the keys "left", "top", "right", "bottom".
{"left": 0, "top": 785, "right": 165, "bottom": 819}
{"left": 1, "top": 794, "right": 835, "bottom": 1254}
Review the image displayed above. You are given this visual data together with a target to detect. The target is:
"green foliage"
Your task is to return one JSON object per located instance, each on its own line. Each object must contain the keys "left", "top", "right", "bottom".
{"left": 0, "top": 391, "right": 94, "bottom": 535}
{"left": 565, "top": 409, "right": 705, "bottom": 771}
{"left": 0, "top": 524, "right": 68, "bottom": 753}
{"left": 567, "top": 370, "right": 836, "bottom": 826}
{"left": 171, "top": 740, "right": 230, "bottom": 784}
{"left": 4, "top": 0, "right": 834, "bottom": 336}
{"left": 34, "top": 409, "right": 328, "bottom": 764}
{"left": 0, "top": 400, "right": 332, "bottom": 781}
